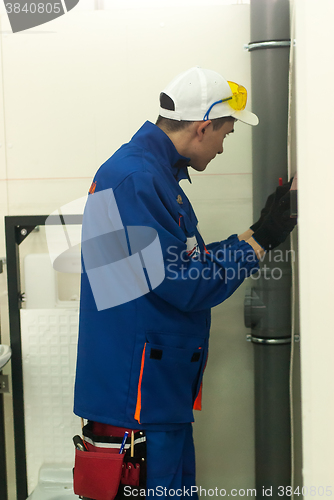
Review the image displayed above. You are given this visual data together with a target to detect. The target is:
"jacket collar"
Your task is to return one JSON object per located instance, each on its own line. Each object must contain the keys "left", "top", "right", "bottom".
{"left": 130, "top": 121, "right": 191, "bottom": 183}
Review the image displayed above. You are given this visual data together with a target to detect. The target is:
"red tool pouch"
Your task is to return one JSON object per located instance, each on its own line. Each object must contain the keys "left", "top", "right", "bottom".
{"left": 73, "top": 422, "right": 146, "bottom": 500}
{"left": 74, "top": 449, "right": 124, "bottom": 500}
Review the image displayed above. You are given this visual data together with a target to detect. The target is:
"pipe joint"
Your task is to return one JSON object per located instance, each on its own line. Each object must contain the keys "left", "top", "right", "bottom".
{"left": 246, "top": 335, "right": 291, "bottom": 345}
{"left": 244, "top": 40, "right": 292, "bottom": 52}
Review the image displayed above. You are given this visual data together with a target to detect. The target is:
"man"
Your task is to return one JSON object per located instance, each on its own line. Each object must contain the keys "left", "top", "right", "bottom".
{"left": 74, "top": 67, "right": 295, "bottom": 498}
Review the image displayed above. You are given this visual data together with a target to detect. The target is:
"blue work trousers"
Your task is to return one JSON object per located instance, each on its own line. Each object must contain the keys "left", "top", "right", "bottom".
{"left": 144, "top": 423, "right": 198, "bottom": 500}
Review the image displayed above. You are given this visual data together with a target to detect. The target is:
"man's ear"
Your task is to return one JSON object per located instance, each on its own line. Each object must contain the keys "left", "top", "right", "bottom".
{"left": 196, "top": 121, "right": 212, "bottom": 141}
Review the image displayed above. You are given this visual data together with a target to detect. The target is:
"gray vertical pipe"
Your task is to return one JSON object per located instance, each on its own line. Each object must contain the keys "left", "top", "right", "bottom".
{"left": 248, "top": 0, "right": 292, "bottom": 498}
{"left": 251, "top": 0, "right": 291, "bottom": 214}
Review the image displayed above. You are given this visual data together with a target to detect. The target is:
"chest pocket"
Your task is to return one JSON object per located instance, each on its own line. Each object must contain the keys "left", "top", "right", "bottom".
{"left": 178, "top": 207, "right": 200, "bottom": 258}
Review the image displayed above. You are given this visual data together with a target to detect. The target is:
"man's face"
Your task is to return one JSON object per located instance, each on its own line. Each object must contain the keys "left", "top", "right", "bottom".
{"left": 190, "top": 120, "right": 235, "bottom": 172}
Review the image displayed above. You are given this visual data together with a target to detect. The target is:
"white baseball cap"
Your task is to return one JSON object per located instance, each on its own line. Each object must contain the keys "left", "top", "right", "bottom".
{"left": 159, "top": 67, "right": 259, "bottom": 126}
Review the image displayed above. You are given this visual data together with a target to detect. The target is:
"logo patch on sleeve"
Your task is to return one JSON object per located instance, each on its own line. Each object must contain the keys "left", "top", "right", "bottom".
{"left": 186, "top": 235, "right": 200, "bottom": 258}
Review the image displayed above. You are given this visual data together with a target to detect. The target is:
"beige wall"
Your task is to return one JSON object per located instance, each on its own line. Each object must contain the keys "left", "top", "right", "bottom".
{"left": 295, "top": 0, "right": 334, "bottom": 486}
{"left": 0, "top": 3, "right": 257, "bottom": 497}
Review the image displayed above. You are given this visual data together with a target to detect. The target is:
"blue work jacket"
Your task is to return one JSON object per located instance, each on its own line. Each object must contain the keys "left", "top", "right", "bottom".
{"left": 74, "top": 121, "right": 259, "bottom": 430}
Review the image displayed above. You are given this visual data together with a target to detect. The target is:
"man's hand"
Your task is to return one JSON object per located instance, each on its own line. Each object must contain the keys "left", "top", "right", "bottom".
{"left": 250, "top": 180, "right": 292, "bottom": 233}
{"left": 252, "top": 191, "right": 297, "bottom": 251}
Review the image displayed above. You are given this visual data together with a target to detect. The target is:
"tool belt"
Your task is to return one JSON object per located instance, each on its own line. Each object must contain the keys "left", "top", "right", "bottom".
{"left": 73, "top": 422, "right": 147, "bottom": 500}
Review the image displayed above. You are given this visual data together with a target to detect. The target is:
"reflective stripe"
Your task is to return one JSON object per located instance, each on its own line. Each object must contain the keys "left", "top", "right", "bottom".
{"left": 134, "top": 343, "right": 147, "bottom": 424}
{"left": 84, "top": 435, "right": 146, "bottom": 449}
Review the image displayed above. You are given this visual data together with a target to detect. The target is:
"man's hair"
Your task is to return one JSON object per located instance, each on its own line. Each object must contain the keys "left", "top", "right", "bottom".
{"left": 155, "top": 115, "right": 235, "bottom": 133}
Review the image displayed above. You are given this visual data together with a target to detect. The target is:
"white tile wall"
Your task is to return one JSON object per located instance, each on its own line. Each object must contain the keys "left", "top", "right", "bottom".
{"left": 21, "top": 309, "right": 81, "bottom": 494}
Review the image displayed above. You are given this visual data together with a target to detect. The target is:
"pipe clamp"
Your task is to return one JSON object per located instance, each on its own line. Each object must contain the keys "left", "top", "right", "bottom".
{"left": 247, "top": 336, "right": 292, "bottom": 345}
{"left": 244, "top": 40, "right": 291, "bottom": 51}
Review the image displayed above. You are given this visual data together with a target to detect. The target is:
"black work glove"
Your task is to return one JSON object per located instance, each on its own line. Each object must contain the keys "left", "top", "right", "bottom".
{"left": 250, "top": 180, "right": 293, "bottom": 233}
{"left": 252, "top": 191, "right": 297, "bottom": 250}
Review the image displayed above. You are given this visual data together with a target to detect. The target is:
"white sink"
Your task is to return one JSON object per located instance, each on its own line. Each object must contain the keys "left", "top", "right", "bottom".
{"left": 0, "top": 344, "right": 11, "bottom": 370}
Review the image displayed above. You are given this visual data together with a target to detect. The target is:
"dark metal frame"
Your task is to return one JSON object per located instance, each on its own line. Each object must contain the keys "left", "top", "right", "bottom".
{"left": 5, "top": 215, "right": 82, "bottom": 500}
{"left": 0, "top": 362, "right": 8, "bottom": 500}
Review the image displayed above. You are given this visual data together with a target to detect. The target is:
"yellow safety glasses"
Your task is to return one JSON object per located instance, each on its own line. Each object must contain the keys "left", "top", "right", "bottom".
{"left": 203, "top": 81, "right": 248, "bottom": 121}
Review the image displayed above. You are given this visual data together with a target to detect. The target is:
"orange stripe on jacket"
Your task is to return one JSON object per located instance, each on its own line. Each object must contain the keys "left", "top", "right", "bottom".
{"left": 193, "top": 382, "right": 203, "bottom": 411}
{"left": 203, "top": 244, "right": 210, "bottom": 255}
{"left": 193, "top": 349, "right": 209, "bottom": 411}
{"left": 89, "top": 181, "right": 96, "bottom": 194}
{"left": 134, "top": 343, "right": 147, "bottom": 424}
